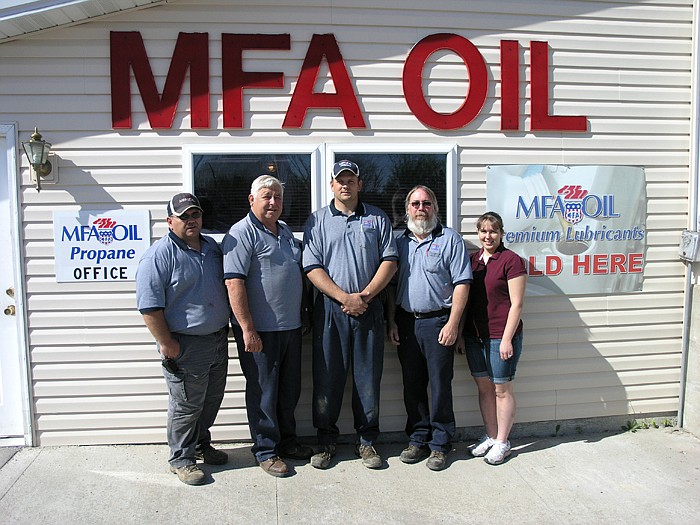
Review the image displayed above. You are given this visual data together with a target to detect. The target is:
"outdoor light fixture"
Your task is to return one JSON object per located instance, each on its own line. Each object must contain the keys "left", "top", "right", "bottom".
{"left": 22, "top": 127, "right": 52, "bottom": 192}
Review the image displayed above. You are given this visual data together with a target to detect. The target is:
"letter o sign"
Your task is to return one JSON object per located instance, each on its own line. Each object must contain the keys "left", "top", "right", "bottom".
{"left": 403, "top": 33, "right": 487, "bottom": 130}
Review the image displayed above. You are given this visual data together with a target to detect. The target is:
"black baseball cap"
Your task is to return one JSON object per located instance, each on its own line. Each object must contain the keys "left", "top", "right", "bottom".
{"left": 167, "top": 193, "right": 202, "bottom": 217}
{"left": 332, "top": 160, "right": 360, "bottom": 179}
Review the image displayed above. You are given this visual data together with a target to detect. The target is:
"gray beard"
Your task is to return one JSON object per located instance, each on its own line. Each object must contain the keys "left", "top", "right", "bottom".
{"left": 407, "top": 214, "right": 438, "bottom": 237}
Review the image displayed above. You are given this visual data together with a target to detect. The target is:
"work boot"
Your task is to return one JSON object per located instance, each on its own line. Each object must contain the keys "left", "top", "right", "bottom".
{"left": 311, "top": 444, "right": 336, "bottom": 469}
{"left": 356, "top": 444, "right": 382, "bottom": 469}
{"left": 170, "top": 464, "right": 205, "bottom": 485}
{"left": 259, "top": 456, "right": 289, "bottom": 477}
{"left": 195, "top": 444, "right": 228, "bottom": 465}
{"left": 399, "top": 444, "right": 430, "bottom": 464}
{"left": 426, "top": 451, "right": 447, "bottom": 471}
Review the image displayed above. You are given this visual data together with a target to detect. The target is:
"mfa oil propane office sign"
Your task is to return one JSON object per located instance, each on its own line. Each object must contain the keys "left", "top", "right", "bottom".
{"left": 53, "top": 210, "right": 151, "bottom": 282}
{"left": 488, "top": 165, "right": 646, "bottom": 295}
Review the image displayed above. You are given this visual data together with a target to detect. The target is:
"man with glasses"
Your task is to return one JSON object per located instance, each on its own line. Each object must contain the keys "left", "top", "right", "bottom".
{"left": 303, "top": 160, "right": 398, "bottom": 469}
{"left": 387, "top": 185, "right": 472, "bottom": 471}
{"left": 223, "top": 175, "right": 314, "bottom": 478}
{"left": 136, "top": 193, "right": 230, "bottom": 485}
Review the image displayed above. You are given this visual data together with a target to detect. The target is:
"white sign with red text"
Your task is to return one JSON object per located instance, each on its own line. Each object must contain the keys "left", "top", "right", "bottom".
{"left": 53, "top": 210, "right": 151, "bottom": 282}
{"left": 487, "top": 165, "right": 646, "bottom": 295}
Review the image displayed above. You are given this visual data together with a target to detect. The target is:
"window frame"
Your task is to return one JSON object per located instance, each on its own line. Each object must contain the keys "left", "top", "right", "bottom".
{"left": 324, "top": 143, "right": 459, "bottom": 230}
{"left": 182, "top": 144, "right": 322, "bottom": 239}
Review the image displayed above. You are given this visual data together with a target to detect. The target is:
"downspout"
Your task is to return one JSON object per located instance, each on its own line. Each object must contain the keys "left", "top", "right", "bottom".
{"left": 679, "top": 0, "right": 700, "bottom": 427}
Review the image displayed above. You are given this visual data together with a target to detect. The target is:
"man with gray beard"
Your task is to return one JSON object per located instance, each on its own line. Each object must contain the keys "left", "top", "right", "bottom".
{"left": 387, "top": 185, "right": 472, "bottom": 471}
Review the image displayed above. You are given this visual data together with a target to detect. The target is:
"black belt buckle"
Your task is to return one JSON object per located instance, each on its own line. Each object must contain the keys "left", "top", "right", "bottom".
{"left": 414, "top": 308, "right": 449, "bottom": 319}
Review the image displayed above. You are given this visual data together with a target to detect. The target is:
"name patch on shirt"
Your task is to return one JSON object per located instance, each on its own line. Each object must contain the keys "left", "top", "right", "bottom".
{"left": 361, "top": 217, "right": 374, "bottom": 231}
{"left": 428, "top": 243, "right": 442, "bottom": 257}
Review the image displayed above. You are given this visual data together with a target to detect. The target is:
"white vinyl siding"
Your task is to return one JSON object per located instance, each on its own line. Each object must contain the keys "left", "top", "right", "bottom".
{"left": 0, "top": 0, "right": 692, "bottom": 445}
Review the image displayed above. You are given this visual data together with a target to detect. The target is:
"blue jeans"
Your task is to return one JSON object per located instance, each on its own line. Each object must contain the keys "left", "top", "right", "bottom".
{"left": 232, "top": 325, "right": 303, "bottom": 462}
{"left": 161, "top": 327, "right": 229, "bottom": 467}
{"left": 464, "top": 332, "right": 523, "bottom": 384}
{"left": 395, "top": 309, "right": 455, "bottom": 453}
{"left": 312, "top": 295, "right": 384, "bottom": 446}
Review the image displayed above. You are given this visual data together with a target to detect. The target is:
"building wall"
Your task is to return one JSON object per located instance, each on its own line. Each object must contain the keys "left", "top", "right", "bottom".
{"left": 0, "top": 0, "right": 692, "bottom": 445}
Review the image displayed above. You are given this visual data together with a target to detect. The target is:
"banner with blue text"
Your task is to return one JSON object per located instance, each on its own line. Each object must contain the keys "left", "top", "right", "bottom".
{"left": 53, "top": 210, "right": 151, "bottom": 282}
{"left": 486, "top": 165, "right": 646, "bottom": 295}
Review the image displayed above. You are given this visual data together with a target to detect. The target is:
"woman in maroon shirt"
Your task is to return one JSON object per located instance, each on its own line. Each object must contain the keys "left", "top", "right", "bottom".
{"left": 463, "top": 212, "right": 527, "bottom": 465}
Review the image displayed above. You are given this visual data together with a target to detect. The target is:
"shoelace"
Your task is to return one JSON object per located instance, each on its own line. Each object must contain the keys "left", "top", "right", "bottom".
{"left": 360, "top": 446, "right": 377, "bottom": 457}
{"left": 488, "top": 442, "right": 509, "bottom": 457}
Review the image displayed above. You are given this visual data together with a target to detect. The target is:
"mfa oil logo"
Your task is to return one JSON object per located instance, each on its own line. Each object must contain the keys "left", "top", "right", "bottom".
{"left": 61, "top": 216, "right": 144, "bottom": 279}
{"left": 94, "top": 218, "right": 117, "bottom": 244}
{"left": 62, "top": 218, "right": 143, "bottom": 244}
{"left": 516, "top": 184, "right": 620, "bottom": 224}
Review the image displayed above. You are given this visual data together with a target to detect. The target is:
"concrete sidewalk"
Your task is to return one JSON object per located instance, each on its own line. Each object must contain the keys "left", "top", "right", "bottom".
{"left": 1, "top": 428, "right": 699, "bottom": 524}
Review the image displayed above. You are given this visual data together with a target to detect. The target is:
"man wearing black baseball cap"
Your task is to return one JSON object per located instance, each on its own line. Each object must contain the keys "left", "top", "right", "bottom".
{"left": 331, "top": 159, "right": 360, "bottom": 179}
{"left": 136, "top": 192, "right": 230, "bottom": 485}
{"left": 167, "top": 192, "right": 203, "bottom": 217}
{"left": 303, "top": 160, "right": 398, "bottom": 470}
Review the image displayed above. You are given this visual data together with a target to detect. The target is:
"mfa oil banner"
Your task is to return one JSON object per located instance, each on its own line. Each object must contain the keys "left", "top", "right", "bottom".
{"left": 486, "top": 165, "right": 646, "bottom": 295}
{"left": 53, "top": 210, "right": 151, "bottom": 282}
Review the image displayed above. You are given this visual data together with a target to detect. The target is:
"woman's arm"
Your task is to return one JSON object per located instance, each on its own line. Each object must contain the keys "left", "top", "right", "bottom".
{"left": 499, "top": 274, "right": 526, "bottom": 360}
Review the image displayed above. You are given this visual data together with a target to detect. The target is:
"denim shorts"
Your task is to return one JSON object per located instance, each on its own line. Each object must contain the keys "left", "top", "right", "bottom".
{"left": 464, "top": 332, "right": 523, "bottom": 384}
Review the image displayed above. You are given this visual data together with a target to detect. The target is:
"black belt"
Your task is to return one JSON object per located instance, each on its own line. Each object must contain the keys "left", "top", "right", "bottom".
{"left": 401, "top": 307, "right": 450, "bottom": 319}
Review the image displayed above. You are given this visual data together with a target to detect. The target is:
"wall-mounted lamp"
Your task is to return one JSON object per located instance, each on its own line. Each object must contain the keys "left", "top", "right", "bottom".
{"left": 22, "top": 127, "right": 52, "bottom": 192}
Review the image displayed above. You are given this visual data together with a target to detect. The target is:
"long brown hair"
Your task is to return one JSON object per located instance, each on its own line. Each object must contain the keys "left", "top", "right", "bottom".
{"left": 476, "top": 211, "right": 505, "bottom": 233}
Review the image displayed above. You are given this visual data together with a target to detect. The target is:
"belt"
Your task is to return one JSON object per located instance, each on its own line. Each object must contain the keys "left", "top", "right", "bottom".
{"left": 401, "top": 307, "right": 450, "bottom": 319}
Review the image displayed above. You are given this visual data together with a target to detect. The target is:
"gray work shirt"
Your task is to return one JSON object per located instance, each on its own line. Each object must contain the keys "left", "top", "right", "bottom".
{"left": 222, "top": 212, "right": 303, "bottom": 332}
{"left": 136, "top": 231, "right": 230, "bottom": 335}
{"left": 395, "top": 224, "right": 473, "bottom": 313}
{"left": 303, "top": 200, "right": 398, "bottom": 293}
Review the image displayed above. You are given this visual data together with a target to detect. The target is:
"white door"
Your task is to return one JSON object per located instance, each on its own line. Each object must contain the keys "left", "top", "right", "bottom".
{"left": 0, "top": 124, "right": 30, "bottom": 446}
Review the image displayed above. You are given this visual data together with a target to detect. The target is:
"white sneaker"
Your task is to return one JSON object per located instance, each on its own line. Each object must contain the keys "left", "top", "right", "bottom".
{"left": 484, "top": 440, "right": 511, "bottom": 465}
{"left": 470, "top": 434, "right": 495, "bottom": 457}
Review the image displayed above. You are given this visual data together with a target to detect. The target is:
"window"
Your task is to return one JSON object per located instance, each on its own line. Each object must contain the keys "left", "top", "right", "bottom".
{"left": 326, "top": 144, "right": 457, "bottom": 230}
{"left": 328, "top": 153, "right": 448, "bottom": 229}
{"left": 185, "top": 144, "right": 456, "bottom": 234}
{"left": 184, "top": 146, "right": 318, "bottom": 235}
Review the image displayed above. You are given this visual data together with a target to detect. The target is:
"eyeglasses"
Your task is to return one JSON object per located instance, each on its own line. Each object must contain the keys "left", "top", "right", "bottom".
{"left": 173, "top": 211, "right": 202, "bottom": 221}
{"left": 410, "top": 200, "right": 432, "bottom": 209}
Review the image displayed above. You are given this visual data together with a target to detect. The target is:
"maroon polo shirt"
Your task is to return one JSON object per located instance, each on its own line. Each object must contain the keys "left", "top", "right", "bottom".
{"left": 466, "top": 244, "right": 527, "bottom": 339}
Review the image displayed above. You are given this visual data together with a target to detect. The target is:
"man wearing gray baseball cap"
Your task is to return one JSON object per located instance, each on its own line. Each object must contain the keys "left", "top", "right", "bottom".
{"left": 136, "top": 192, "right": 230, "bottom": 485}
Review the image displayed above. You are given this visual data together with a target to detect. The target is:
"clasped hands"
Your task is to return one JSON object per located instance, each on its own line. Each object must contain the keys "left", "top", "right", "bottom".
{"left": 340, "top": 291, "right": 370, "bottom": 317}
